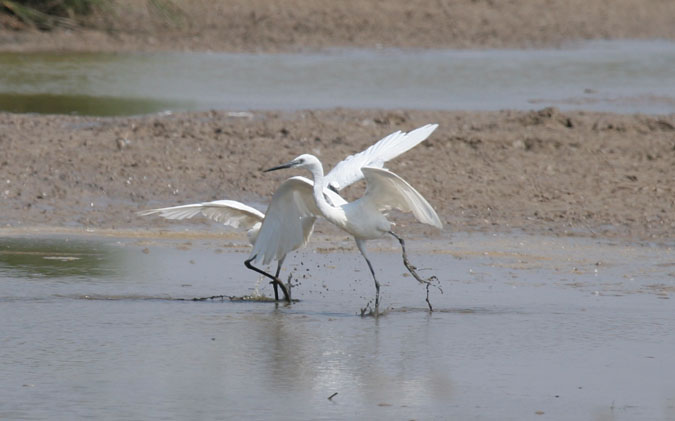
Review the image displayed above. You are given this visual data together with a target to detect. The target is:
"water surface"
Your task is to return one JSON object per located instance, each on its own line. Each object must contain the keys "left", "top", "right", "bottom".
{"left": 1, "top": 232, "right": 674, "bottom": 420}
{"left": 1, "top": 40, "right": 674, "bottom": 116}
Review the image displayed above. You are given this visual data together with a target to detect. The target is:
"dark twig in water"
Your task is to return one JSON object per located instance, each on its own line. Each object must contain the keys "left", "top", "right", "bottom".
{"left": 389, "top": 231, "right": 442, "bottom": 312}
{"left": 328, "top": 392, "right": 338, "bottom": 400}
{"left": 190, "top": 295, "right": 232, "bottom": 301}
{"left": 187, "top": 294, "right": 286, "bottom": 302}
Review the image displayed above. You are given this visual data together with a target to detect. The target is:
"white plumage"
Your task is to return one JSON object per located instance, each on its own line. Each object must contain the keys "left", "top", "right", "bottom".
{"left": 140, "top": 123, "right": 439, "bottom": 303}
{"left": 137, "top": 200, "right": 264, "bottom": 244}
{"left": 264, "top": 126, "right": 442, "bottom": 312}
{"left": 325, "top": 123, "right": 438, "bottom": 192}
{"left": 248, "top": 176, "right": 346, "bottom": 265}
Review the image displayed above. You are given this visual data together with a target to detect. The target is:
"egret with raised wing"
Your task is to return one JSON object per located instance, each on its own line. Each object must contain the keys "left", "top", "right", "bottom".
{"left": 265, "top": 125, "right": 442, "bottom": 313}
{"left": 139, "top": 176, "right": 348, "bottom": 301}
{"left": 137, "top": 196, "right": 293, "bottom": 300}
{"left": 140, "top": 123, "right": 439, "bottom": 305}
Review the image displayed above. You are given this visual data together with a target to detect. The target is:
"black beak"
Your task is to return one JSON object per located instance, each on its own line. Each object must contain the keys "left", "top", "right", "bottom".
{"left": 264, "top": 160, "right": 296, "bottom": 172}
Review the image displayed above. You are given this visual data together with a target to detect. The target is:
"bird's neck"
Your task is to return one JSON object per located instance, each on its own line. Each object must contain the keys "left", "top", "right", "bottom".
{"left": 310, "top": 164, "right": 346, "bottom": 226}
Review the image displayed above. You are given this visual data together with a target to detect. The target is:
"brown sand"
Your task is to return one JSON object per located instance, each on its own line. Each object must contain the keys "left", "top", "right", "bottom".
{"left": 1, "top": 108, "right": 673, "bottom": 241}
{"left": 1, "top": 0, "right": 675, "bottom": 52}
{"left": 1, "top": 1, "right": 674, "bottom": 242}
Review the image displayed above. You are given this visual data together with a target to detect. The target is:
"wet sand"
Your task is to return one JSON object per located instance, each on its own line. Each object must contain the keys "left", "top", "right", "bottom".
{"left": 2, "top": 0, "right": 674, "bottom": 242}
{"left": 1, "top": 108, "right": 673, "bottom": 242}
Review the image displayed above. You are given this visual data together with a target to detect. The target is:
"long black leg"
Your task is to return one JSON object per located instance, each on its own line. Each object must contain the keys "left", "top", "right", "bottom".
{"left": 273, "top": 256, "right": 293, "bottom": 303}
{"left": 389, "top": 231, "right": 440, "bottom": 312}
{"left": 244, "top": 256, "right": 291, "bottom": 303}
{"left": 272, "top": 262, "right": 282, "bottom": 301}
{"left": 363, "top": 255, "right": 380, "bottom": 313}
{"left": 356, "top": 239, "right": 379, "bottom": 314}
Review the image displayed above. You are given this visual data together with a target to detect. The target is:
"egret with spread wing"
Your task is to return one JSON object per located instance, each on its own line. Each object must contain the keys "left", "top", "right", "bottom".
{"left": 137, "top": 199, "right": 265, "bottom": 244}
{"left": 265, "top": 126, "right": 442, "bottom": 313}
{"left": 138, "top": 194, "right": 292, "bottom": 299}
{"left": 246, "top": 123, "right": 439, "bottom": 297}
{"left": 140, "top": 124, "right": 439, "bottom": 304}
{"left": 138, "top": 177, "right": 332, "bottom": 301}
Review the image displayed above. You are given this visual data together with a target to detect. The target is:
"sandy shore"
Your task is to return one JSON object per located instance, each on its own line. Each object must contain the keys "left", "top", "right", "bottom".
{"left": 1, "top": 108, "right": 673, "bottom": 241}
{"left": 1, "top": 1, "right": 674, "bottom": 243}
{"left": 2, "top": 0, "right": 675, "bottom": 52}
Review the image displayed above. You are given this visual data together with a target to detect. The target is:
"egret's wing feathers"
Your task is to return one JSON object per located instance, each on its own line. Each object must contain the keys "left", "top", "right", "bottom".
{"left": 325, "top": 124, "right": 438, "bottom": 191}
{"left": 250, "top": 176, "right": 321, "bottom": 265}
{"left": 325, "top": 130, "right": 403, "bottom": 191}
{"left": 138, "top": 200, "right": 264, "bottom": 229}
{"left": 361, "top": 167, "right": 443, "bottom": 229}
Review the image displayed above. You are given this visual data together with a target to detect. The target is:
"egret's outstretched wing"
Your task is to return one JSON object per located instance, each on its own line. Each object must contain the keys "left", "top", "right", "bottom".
{"left": 325, "top": 124, "right": 438, "bottom": 191}
{"left": 138, "top": 200, "right": 265, "bottom": 240}
{"left": 249, "top": 176, "right": 323, "bottom": 265}
{"left": 361, "top": 167, "right": 443, "bottom": 229}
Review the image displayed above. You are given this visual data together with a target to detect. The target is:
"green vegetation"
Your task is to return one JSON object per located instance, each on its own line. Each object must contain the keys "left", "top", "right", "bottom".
{"left": 1, "top": 0, "right": 182, "bottom": 30}
{"left": 1, "top": 0, "right": 103, "bottom": 28}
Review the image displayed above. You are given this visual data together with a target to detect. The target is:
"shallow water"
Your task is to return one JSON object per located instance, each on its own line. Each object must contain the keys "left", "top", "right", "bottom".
{"left": 1, "top": 40, "right": 674, "bottom": 116}
{"left": 1, "top": 232, "right": 674, "bottom": 420}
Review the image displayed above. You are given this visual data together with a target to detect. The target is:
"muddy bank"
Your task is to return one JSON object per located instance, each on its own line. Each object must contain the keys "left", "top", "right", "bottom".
{"left": 2, "top": 0, "right": 675, "bottom": 52}
{"left": 0, "top": 108, "right": 673, "bottom": 241}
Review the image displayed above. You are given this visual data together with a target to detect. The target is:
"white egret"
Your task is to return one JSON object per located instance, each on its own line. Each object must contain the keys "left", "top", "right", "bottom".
{"left": 137, "top": 197, "right": 289, "bottom": 299}
{"left": 247, "top": 123, "right": 438, "bottom": 304}
{"left": 138, "top": 177, "right": 341, "bottom": 301}
{"left": 140, "top": 123, "right": 439, "bottom": 304}
{"left": 264, "top": 130, "right": 442, "bottom": 313}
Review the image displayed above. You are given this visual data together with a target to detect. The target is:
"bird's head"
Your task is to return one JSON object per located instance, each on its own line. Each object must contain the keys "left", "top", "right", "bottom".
{"left": 264, "top": 154, "right": 319, "bottom": 173}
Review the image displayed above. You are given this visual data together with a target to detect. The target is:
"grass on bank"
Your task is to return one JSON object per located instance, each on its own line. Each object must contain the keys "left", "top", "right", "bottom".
{"left": 1, "top": 0, "right": 182, "bottom": 30}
